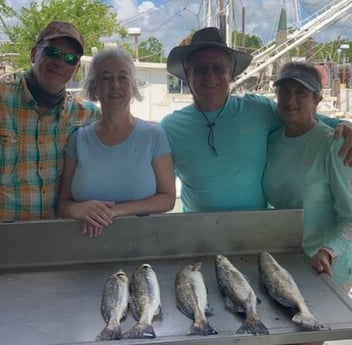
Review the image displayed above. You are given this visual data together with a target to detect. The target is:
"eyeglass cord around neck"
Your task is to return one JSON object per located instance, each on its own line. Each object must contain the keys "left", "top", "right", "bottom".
{"left": 197, "top": 98, "right": 227, "bottom": 156}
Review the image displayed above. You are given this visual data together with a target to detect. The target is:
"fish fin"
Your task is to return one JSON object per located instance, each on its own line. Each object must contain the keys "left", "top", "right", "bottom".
{"left": 121, "top": 323, "right": 155, "bottom": 339}
{"left": 153, "top": 304, "right": 162, "bottom": 320}
{"left": 236, "top": 319, "right": 269, "bottom": 335}
{"left": 292, "top": 312, "right": 330, "bottom": 331}
{"left": 205, "top": 304, "right": 214, "bottom": 316}
{"left": 187, "top": 322, "right": 218, "bottom": 336}
{"left": 96, "top": 324, "right": 122, "bottom": 341}
{"left": 224, "top": 297, "right": 245, "bottom": 313}
{"left": 121, "top": 309, "right": 128, "bottom": 321}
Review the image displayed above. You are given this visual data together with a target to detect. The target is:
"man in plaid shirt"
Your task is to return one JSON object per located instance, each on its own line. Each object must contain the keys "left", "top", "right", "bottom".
{"left": 0, "top": 21, "right": 100, "bottom": 221}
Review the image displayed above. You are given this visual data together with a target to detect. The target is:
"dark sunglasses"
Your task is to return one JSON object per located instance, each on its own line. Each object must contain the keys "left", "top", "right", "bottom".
{"left": 189, "top": 63, "right": 231, "bottom": 76}
{"left": 39, "top": 45, "right": 80, "bottom": 66}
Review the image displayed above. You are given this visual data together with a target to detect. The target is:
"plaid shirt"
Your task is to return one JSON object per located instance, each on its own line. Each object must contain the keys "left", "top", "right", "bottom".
{"left": 0, "top": 73, "right": 100, "bottom": 221}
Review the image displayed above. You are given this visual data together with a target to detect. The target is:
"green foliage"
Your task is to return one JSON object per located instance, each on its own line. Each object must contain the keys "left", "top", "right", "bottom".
{"left": 138, "top": 36, "right": 165, "bottom": 63}
{"left": 233, "top": 31, "right": 262, "bottom": 50}
{"left": 1, "top": 0, "right": 125, "bottom": 70}
{"left": 315, "top": 40, "right": 352, "bottom": 63}
{"left": 0, "top": 0, "right": 15, "bottom": 17}
{"left": 287, "top": 38, "right": 352, "bottom": 63}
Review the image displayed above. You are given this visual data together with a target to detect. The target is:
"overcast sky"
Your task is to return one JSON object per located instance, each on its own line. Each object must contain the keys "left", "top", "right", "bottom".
{"left": 3, "top": 0, "right": 352, "bottom": 55}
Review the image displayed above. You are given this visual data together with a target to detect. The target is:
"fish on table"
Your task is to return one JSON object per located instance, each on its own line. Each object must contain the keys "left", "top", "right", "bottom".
{"left": 258, "top": 251, "right": 329, "bottom": 331}
{"left": 121, "top": 263, "right": 161, "bottom": 339}
{"left": 175, "top": 262, "right": 218, "bottom": 336}
{"left": 215, "top": 254, "right": 269, "bottom": 335}
{"left": 96, "top": 269, "right": 129, "bottom": 341}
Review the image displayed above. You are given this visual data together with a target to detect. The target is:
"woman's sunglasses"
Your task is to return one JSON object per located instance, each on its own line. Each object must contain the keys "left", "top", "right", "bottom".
{"left": 39, "top": 45, "right": 80, "bottom": 66}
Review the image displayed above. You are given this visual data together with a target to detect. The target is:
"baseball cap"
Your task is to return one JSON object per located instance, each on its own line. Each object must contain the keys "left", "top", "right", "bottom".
{"left": 273, "top": 62, "right": 322, "bottom": 93}
{"left": 36, "top": 21, "right": 84, "bottom": 55}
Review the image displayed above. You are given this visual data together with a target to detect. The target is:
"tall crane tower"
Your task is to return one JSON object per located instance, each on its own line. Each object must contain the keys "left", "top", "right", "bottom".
{"left": 292, "top": 0, "right": 301, "bottom": 29}
{"left": 233, "top": 0, "right": 352, "bottom": 87}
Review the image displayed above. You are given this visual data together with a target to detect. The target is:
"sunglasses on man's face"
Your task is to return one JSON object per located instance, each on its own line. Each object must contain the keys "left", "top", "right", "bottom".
{"left": 39, "top": 46, "right": 80, "bottom": 66}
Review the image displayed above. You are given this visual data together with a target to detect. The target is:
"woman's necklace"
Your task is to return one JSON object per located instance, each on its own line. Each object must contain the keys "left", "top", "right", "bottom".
{"left": 196, "top": 98, "right": 227, "bottom": 156}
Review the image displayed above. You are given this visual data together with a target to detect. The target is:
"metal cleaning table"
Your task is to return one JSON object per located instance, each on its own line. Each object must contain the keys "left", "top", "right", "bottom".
{"left": 0, "top": 209, "right": 351, "bottom": 345}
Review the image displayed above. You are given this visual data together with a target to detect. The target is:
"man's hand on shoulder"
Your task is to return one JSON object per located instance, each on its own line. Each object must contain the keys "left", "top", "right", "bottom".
{"left": 334, "top": 122, "right": 352, "bottom": 165}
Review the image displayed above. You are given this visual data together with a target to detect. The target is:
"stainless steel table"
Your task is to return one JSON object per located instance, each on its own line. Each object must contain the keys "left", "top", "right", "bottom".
{"left": 0, "top": 209, "right": 351, "bottom": 345}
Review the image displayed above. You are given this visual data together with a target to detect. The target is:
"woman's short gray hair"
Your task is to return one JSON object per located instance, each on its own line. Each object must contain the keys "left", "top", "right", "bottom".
{"left": 81, "top": 47, "right": 143, "bottom": 102}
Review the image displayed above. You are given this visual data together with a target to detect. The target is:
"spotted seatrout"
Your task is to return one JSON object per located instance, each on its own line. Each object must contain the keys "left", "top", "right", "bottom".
{"left": 96, "top": 269, "right": 129, "bottom": 341}
{"left": 122, "top": 263, "right": 161, "bottom": 339}
{"left": 175, "top": 262, "right": 217, "bottom": 336}
{"left": 215, "top": 254, "right": 269, "bottom": 335}
{"left": 258, "top": 251, "right": 329, "bottom": 330}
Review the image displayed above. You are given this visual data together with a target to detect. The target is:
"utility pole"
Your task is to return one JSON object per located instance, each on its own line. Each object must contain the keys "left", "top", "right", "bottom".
{"left": 204, "top": 0, "right": 212, "bottom": 27}
{"left": 217, "top": 0, "right": 226, "bottom": 42}
{"left": 127, "top": 27, "right": 141, "bottom": 62}
{"left": 241, "top": 6, "right": 245, "bottom": 48}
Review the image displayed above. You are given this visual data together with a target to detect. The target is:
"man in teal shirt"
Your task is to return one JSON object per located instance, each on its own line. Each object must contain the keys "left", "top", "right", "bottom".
{"left": 161, "top": 27, "right": 349, "bottom": 212}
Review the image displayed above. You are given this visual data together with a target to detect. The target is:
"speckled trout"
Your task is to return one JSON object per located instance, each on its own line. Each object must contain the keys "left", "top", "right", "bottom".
{"left": 96, "top": 269, "right": 129, "bottom": 341}
{"left": 215, "top": 254, "right": 269, "bottom": 335}
{"left": 122, "top": 263, "right": 161, "bottom": 339}
{"left": 258, "top": 251, "right": 329, "bottom": 330}
{"left": 175, "top": 262, "right": 217, "bottom": 336}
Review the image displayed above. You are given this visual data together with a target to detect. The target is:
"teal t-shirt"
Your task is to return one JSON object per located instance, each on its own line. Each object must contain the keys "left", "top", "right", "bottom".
{"left": 161, "top": 94, "right": 280, "bottom": 211}
{"left": 264, "top": 121, "right": 352, "bottom": 284}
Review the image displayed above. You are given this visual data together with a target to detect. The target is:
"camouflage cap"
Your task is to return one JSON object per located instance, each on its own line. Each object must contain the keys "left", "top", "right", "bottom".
{"left": 36, "top": 21, "right": 84, "bottom": 55}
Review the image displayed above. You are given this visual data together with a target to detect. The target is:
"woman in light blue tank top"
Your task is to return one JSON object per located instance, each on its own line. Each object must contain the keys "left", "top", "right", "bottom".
{"left": 57, "top": 48, "right": 175, "bottom": 236}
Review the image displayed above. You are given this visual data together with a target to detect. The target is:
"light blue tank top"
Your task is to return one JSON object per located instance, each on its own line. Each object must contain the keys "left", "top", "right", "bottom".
{"left": 65, "top": 119, "right": 170, "bottom": 202}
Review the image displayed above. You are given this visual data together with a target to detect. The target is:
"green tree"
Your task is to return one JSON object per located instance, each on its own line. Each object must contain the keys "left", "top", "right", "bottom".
{"left": 176, "top": 29, "right": 262, "bottom": 52}
{"left": 0, "top": 0, "right": 16, "bottom": 18}
{"left": 233, "top": 31, "right": 262, "bottom": 50}
{"left": 2, "top": 0, "right": 125, "bottom": 70}
{"left": 315, "top": 40, "right": 352, "bottom": 63}
{"left": 288, "top": 38, "right": 352, "bottom": 64}
{"left": 138, "top": 36, "right": 165, "bottom": 63}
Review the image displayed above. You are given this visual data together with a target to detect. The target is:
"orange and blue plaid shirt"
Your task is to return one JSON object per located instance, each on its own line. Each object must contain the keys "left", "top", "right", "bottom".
{"left": 0, "top": 73, "right": 100, "bottom": 221}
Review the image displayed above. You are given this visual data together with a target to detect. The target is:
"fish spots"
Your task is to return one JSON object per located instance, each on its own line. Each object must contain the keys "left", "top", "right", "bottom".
{"left": 175, "top": 262, "right": 218, "bottom": 336}
{"left": 215, "top": 254, "right": 269, "bottom": 335}
{"left": 258, "top": 251, "right": 329, "bottom": 331}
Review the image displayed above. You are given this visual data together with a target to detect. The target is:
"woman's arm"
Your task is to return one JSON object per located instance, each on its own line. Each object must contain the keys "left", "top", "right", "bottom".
{"left": 312, "top": 138, "right": 352, "bottom": 278}
{"left": 56, "top": 154, "right": 114, "bottom": 230}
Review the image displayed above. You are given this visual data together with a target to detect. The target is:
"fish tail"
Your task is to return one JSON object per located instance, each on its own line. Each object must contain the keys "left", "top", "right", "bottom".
{"left": 292, "top": 311, "right": 329, "bottom": 331}
{"left": 96, "top": 324, "right": 122, "bottom": 341}
{"left": 121, "top": 323, "right": 155, "bottom": 339}
{"left": 236, "top": 319, "right": 269, "bottom": 335}
{"left": 187, "top": 321, "right": 218, "bottom": 336}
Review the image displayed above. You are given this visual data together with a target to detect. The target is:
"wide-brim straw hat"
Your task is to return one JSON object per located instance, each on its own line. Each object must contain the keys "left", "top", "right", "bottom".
{"left": 167, "top": 27, "right": 253, "bottom": 81}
